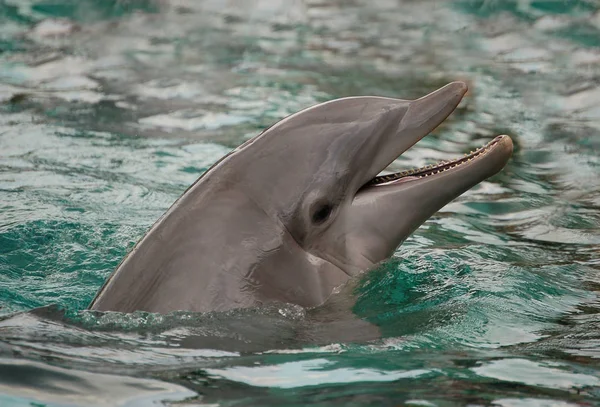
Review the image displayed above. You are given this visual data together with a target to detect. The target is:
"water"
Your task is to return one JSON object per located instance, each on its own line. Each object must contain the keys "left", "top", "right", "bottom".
{"left": 0, "top": 0, "right": 599, "bottom": 405}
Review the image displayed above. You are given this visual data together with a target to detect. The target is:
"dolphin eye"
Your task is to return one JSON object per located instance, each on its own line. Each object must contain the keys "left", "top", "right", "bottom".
{"left": 312, "top": 204, "right": 333, "bottom": 224}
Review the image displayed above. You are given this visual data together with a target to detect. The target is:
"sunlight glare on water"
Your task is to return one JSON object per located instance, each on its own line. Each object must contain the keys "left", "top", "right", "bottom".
{"left": 0, "top": 0, "right": 599, "bottom": 406}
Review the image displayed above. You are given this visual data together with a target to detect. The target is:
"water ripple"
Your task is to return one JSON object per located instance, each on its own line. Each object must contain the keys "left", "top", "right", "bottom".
{"left": 0, "top": 0, "right": 599, "bottom": 406}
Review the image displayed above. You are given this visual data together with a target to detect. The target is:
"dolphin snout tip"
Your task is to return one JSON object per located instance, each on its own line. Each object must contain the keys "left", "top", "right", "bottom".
{"left": 414, "top": 81, "right": 468, "bottom": 107}
{"left": 445, "top": 81, "right": 468, "bottom": 98}
{"left": 404, "top": 81, "right": 469, "bottom": 129}
{"left": 441, "top": 81, "right": 469, "bottom": 111}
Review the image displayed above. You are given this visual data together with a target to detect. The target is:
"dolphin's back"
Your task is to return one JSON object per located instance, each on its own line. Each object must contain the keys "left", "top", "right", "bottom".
{"left": 90, "top": 183, "right": 267, "bottom": 313}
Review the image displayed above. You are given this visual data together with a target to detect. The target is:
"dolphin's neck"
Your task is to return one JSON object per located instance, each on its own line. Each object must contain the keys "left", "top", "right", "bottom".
{"left": 90, "top": 176, "right": 350, "bottom": 313}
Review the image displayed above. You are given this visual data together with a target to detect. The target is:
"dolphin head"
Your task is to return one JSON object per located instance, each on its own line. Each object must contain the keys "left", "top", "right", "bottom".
{"left": 237, "top": 81, "right": 513, "bottom": 278}
{"left": 88, "top": 81, "right": 514, "bottom": 314}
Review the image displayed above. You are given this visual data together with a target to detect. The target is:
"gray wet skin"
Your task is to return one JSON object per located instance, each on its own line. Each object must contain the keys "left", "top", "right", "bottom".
{"left": 89, "top": 81, "right": 513, "bottom": 314}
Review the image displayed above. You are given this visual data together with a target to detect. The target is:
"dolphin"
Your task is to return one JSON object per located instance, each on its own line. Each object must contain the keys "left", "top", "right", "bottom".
{"left": 89, "top": 81, "right": 513, "bottom": 314}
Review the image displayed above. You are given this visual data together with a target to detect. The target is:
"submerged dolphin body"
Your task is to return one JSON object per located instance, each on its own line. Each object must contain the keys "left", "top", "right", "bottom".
{"left": 90, "top": 82, "right": 513, "bottom": 314}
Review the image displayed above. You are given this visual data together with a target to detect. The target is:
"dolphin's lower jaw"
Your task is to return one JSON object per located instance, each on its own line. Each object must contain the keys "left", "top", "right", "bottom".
{"left": 365, "top": 135, "right": 513, "bottom": 188}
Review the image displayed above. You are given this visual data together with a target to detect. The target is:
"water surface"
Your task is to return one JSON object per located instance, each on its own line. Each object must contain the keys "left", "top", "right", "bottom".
{"left": 0, "top": 0, "right": 599, "bottom": 406}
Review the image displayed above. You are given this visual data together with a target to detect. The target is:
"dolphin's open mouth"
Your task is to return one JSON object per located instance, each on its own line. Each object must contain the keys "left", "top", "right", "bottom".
{"left": 367, "top": 135, "right": 508, "bottom": 187}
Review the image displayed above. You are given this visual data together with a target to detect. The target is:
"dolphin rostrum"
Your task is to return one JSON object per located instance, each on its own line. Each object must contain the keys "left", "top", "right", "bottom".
{"left": 89, "top": 82, "right": 513, "bottom": 314}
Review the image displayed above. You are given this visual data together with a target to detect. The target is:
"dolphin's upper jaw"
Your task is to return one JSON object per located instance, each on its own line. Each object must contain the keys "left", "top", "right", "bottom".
{"left": 357, "top": 80, "right": 512, "bottom": 191}
{"left": 342, "top": 90, "right": 513, "bottom": 271}
{"left": 354, "top": 81, "right": 470, "bottom": 192}
{"left": 365, "top": 134, "right": 512, "bottom": 188}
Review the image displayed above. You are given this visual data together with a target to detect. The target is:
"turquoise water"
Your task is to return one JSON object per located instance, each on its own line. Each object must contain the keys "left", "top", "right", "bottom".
{"left": 0, "top": 0, "right": 599, "bottom": 405}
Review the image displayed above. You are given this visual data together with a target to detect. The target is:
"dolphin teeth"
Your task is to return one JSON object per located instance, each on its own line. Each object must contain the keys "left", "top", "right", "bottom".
{"left": 369, "top": 136, "right": 501, "bottom": 186}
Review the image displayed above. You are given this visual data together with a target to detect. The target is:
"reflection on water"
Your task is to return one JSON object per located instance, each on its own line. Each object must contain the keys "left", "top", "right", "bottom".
{"left": 0, "top": 0, "right": 599, "bottom": 406}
